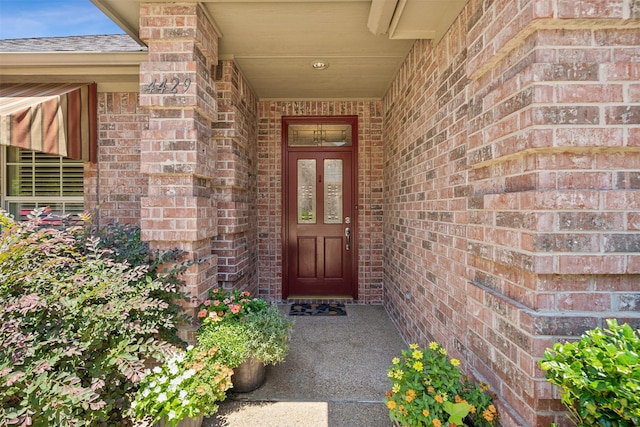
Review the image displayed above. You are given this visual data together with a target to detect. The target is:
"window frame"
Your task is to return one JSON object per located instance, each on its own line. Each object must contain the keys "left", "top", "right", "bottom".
{"left": 1, "top": 146, "right": 85, "bottom": 219}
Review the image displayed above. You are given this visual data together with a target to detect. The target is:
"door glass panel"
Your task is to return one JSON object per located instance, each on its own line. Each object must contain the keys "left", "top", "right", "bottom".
{"left": 288, "top": 124, "right": 352, "bottom": 147}
{"left": 297, "top": 159, "right": 316, "bottom": 224}
{"left": 324, "top": 159, "right": 342, "bottom": 224}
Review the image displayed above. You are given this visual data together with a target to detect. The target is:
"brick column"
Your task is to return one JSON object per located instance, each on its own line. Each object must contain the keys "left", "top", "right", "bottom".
{"left": 211, "top": 61, "right": 259, "bottom": 294}
{"left": 138, "top": 3, "right": 220, "bottom": 332}
{"left": 466, "top": 0, "right": 640, "bottom": 425}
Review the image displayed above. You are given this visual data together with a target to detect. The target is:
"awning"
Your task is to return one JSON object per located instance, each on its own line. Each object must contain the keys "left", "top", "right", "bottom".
{"left": 0, "top": 83, "right": 97, "bottom": 162}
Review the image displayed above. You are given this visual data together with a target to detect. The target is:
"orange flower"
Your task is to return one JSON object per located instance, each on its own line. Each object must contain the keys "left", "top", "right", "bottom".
{"left": 427, "top": 386, "right": 435, "bottom": 393}
{"left": 405, "top": 389, "right": 416, "bottom": 402}
{"left": 387, "top": 400, "right": 397, "bottom": 410}
{"left": 432, "top": 419, "right": 441, "bottom": 427}
{"left": 434, "top": 394, "right": 444, "bottom": 403}
{"left": 454, "top": 395, "right": 462, "bottom": 403}
{"left": 197, "top": 309, "right": 207, "bottom": 318}
{"left": 422, "top": 409, "right": 429, "bottom": 417}
{"left": 469, "top": 405, "right": 476, "bottom": 414}
{"left": 483, "top": 409, "right": 494, "bottom": 422}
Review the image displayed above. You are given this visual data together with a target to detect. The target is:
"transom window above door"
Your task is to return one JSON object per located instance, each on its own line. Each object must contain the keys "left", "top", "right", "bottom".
{"left": 287, "top": 123, "right": 352, "bottom": 147}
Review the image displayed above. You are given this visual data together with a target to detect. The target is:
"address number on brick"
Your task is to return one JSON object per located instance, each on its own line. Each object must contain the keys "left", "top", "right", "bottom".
{"left": 145, "top": 77, "right": 191, "bottom": 94}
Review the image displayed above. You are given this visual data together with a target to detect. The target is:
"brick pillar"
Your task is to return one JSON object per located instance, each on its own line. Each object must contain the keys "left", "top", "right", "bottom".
{"left": 466, "top": 0, "right": 640, "bottom": 425}
{"left": 211, "top": 61, "right": 259, "bottom": 295}
{"left": 138, "top": 3, "right": 220, "bottom": 337}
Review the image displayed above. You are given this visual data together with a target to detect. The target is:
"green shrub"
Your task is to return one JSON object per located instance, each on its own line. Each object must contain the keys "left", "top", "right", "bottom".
{"left": 0, "top": 210, "right": 189, "bottom": 426}
{"left": 540, "top": 319, "right": 640, "bottom": 426}
{"left": 243, "top": 304, "right": 294, "bottom": 365}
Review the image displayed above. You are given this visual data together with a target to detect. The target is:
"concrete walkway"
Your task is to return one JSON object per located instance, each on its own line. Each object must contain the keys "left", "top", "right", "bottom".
{"left": 203, "top": 305, "right": 406, "bottom": 427}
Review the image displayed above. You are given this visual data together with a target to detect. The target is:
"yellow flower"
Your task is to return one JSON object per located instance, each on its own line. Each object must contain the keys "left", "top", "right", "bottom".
{"left": 405, "top": 389, "right": 416, "bottom": 402}
{"left": 422, "top": 409, "right": 429, "bottom": 417}
{"left": 392, "top": 383, "right": 401, "bottom": 393}
{"left": 410, "top": 343, "right": 419, "bottom": 350}
{"left": 394, "top": 369, "right": 404, "bottom": 380}
{"left": 470, "top": 405, "right": 476, "bottom": 414}
{"left": 432, "top": 419, "right": 442, "bottom": 427}
{"left": 392, "top": 357, "right": 400, "bottom": 365}
{"left": 439, "top": 347, "right": 447, "bottom": 355}
{"left": 450, "top": 358, "right": 460, "bottom": 367}
{"left": 387, "top": 370, "right": 394, "bottom": 378}
{"left": 387, "top": 400, "right": 397, "bottom": 410}
{"left": 480, "top": 382, "right": 491, "bottom": 391}
{"left": 429, "top": 342, "right": 439, "bottom": 350}
{"left": 412, "top": 350, "right": 423, "bottom": 360}
{"left": 488, "top": 404, "right": 497, "bottom": 413}
{"left": 413, "top": 361, "right": 423, "bottom": 371}
{"left": 434, "top": 394, "right": 444, "bottom": 403}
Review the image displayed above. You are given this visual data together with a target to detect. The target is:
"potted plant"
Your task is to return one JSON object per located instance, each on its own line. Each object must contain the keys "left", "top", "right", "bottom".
{"left": 197, "top": 288, "right": 294, "bottom": 392}
{"left": 540, "top": 319, "right": 640, "bottom": 426}
{"left": 386, "top": 342, "right": 498, "bottom": 427}
{"left": 129, "top": 345, "right": 233, "bottom": 427}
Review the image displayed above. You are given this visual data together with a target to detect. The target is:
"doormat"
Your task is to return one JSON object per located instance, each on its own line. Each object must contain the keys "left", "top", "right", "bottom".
{"left": 289, "top": 303, "right": 347, "bottom": 316}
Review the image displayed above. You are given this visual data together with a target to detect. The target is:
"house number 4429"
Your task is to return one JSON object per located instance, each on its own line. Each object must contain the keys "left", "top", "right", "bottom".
{"left": 145, "top": 77, "right": 191, "bottom": 94}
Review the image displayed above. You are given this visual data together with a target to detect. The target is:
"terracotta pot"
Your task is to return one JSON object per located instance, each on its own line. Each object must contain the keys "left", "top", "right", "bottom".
{"left": 154, "top": 415, "right": 203, "bottom": 427}
{"left": 231, "top": 357, "right": 266, "bottom": 392}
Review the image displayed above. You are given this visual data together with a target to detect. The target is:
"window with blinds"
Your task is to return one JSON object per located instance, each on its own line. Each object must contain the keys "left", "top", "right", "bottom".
{"left": 3, "top": 147, "right": 84, "bottom": 220}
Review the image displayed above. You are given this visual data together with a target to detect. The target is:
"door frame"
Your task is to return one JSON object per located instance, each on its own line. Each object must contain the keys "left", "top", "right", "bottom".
{"left": 281, "top": 115, "right": 359, "bottom": 299}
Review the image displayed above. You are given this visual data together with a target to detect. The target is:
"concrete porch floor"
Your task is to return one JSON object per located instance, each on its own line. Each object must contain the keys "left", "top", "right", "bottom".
{"left": 203, "top": 305, "right": 406, "bottom": 427}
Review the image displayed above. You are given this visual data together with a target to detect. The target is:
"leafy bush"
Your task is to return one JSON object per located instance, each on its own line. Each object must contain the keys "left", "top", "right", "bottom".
{"left": 243, "top": 304, "right": 294, "bottom": 365}
{"left": 0, "top": 210, "right": 189, "bottom": 426}
{"left": 197, "top": 322, "right": 250, "bottom": 369}
{"left": 540, "top": 319, "right": 640, "bottom": 426}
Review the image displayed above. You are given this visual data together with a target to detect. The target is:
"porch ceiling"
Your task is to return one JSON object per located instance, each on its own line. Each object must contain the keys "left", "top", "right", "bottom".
{"left": 93, "top": 0, "right": 467, "bottom": 100}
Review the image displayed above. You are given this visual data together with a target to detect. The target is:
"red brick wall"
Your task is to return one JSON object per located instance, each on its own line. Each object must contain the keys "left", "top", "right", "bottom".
{"left": 257, "top": 101, "right": 384, "bottom": 303}
{"left": 383, "top": 0, "right": 640, "bottom": 425}
{"left": 212, "top": 60, "right": 259, "bottom": 295}
{"left": 85, "top": 92, "right": 148, "bottom": 225}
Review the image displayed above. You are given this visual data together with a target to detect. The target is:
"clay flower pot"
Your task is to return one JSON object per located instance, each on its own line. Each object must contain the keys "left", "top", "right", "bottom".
{"left": 231, "top": 358, "right": 266, "bottom": 392}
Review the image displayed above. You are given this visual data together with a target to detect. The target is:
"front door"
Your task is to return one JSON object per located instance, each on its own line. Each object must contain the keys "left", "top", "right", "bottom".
{"left": 283, "top": 116, "right": 357, "bottom": 298}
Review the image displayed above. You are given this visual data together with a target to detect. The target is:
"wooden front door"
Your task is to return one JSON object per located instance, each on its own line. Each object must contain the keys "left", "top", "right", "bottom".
{"left": 283, "top": 116, "right": 357, "bottom": 298}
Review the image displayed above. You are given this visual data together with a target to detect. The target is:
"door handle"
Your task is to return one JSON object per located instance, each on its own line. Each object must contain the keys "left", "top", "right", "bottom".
{"left": 345, "top": 227, "right": 351, "bottom": 251}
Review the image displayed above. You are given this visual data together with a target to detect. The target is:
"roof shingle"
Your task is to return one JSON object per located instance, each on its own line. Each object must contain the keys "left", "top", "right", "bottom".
{"left": 0, "top": 34, "right": 146, "bottom": 53}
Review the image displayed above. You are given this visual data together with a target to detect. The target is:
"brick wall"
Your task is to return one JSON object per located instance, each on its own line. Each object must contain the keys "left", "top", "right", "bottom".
{"left": 211, "top": 60, "right": 259, "bottom": 295}
{"left": 383, "top": 0, "right": 640, "bottom": 425}
{"left": 85, "top": 92, "right": 148, "bottom": 225}
{"left": 257, "top": 101, "right": 384, "bottom": 303}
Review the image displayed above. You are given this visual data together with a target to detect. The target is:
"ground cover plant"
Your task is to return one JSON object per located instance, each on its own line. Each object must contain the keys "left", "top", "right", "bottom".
{"left": 0, "top": 209, "right": 189, "bottom": 426}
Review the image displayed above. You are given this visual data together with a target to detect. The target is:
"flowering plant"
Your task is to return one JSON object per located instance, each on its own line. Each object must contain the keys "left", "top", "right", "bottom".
{"left": 386, "top": 342, "right": 498, "bottom": 427}
{"left": 129, "top": 345, "right": 233, "bottom": 426}
{"left": 197, "top": 287, "right": 267, "bottom": 326}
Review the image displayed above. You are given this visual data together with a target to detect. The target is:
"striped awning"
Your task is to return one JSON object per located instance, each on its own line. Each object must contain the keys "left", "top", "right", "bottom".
{"left": 0, "top": 83, "right": 97, "bottom": 162}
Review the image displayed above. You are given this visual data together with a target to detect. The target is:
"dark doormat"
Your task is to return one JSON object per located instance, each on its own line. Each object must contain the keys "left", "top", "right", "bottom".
{"left": 289, "top": 303, "right": 347, "bottom": 316}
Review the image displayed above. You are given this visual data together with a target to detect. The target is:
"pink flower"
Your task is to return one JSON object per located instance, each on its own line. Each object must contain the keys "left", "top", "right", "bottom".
{"left": 213, "top": 300, "right": 220, "bottom": 306}
{"left": 213, "top": 288, "right": 219, "bottom": 293}
{"left": 208, "top": 312, "right": 220, "bottom": 322}
{"left": 204, "top": 300, "right": 211, "bottom": 306}
{"left": 197, "top": 309, "right": 207, "bottom": 318}
{"left": 229, "top": 304, "right": 241, "bottom": 314}
{"left": 241, "top": 298, "right": 249, "bottom": 303}
{"left": 223, "top": 298, "right": 230, "bottom": 304}
{"left": 242, "top": 291, "right": 251, "bottom": 297}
